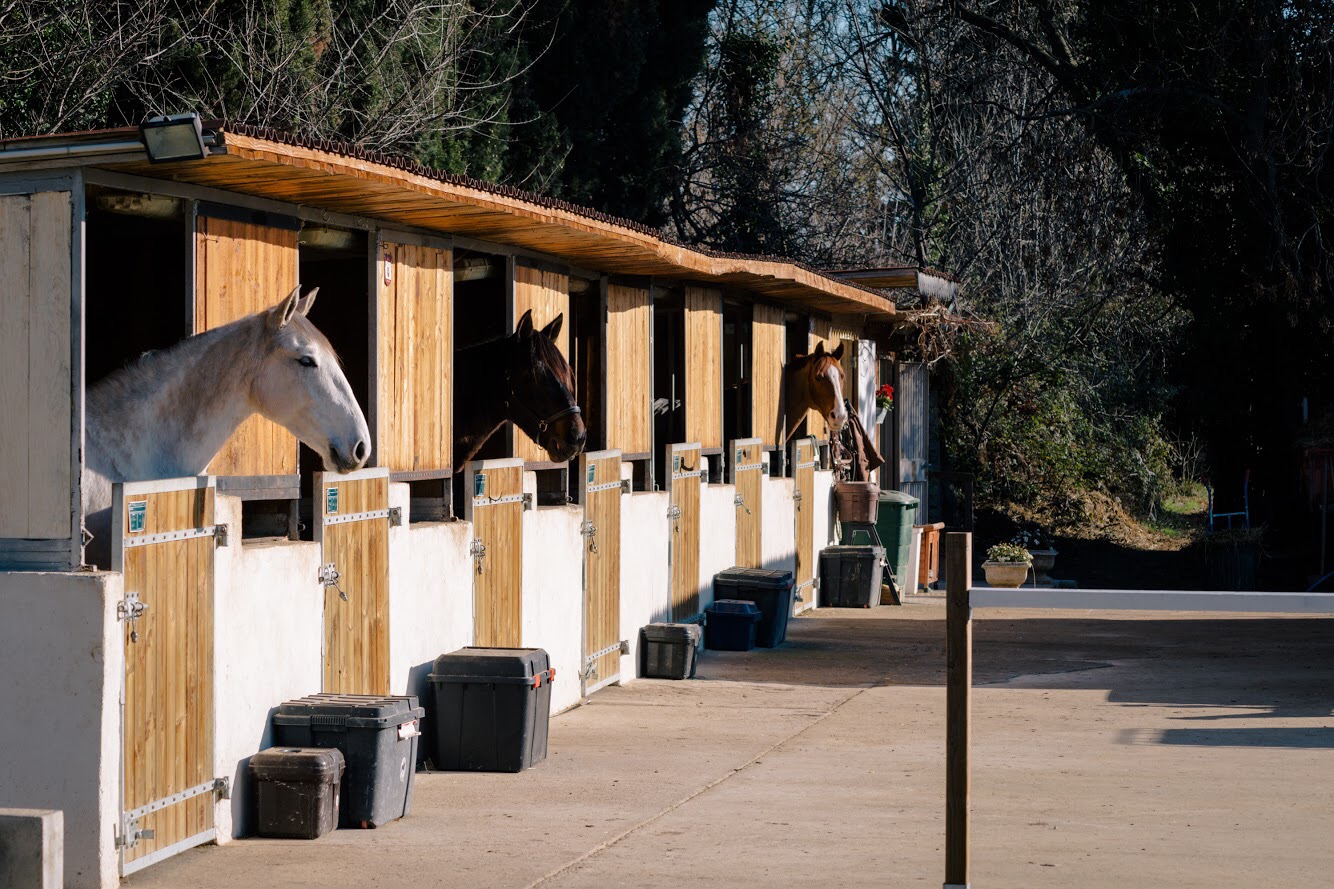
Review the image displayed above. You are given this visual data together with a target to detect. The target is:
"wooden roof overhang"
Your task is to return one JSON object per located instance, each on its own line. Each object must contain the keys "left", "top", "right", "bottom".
{"left": 0, "top": 126, "right": 897, "bottom": 319}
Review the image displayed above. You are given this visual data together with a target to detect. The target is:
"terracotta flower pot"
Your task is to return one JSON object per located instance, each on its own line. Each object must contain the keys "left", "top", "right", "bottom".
{"left": 982, "top": 560, "right": 1030, "bottom": 588}
{"left": 1029, "top": 549, "right": 1058, "bottom": 585}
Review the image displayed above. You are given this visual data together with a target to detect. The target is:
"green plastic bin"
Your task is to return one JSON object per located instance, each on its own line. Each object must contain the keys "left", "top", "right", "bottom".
{"left": 874, "top": 491, "right": 919, "bottom": 591}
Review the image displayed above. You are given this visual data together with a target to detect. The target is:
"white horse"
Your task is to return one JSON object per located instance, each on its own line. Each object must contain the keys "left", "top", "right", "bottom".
{"left": 83, "top": 286, "right": 371, "bottom": 566}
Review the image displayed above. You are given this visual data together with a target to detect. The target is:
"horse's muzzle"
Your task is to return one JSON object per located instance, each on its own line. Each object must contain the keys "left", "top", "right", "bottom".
{"left": 545, "top": 416, "right": 587, "bottom": 463}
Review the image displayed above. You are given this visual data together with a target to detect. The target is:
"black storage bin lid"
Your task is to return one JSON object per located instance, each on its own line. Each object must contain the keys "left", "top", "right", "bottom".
{"left": 642, "top": 623, "right": 703, "bottom": 644}
{"left": 272, "top": 694, "right": 425, "bottom": 730}
{"left": 821, "top": 545, "right": 886, "bottom": 559}
{"left": 707, "top": 599, "right": 762, "bottom": 621}
{"left": 714, "top": 567, "right": 795, "bottom": 590}
{"left": 249, "top": 746, "right": 345, "bottom": 783}
{"left": 429, "top": 646, "right": 553, "bottom": 686}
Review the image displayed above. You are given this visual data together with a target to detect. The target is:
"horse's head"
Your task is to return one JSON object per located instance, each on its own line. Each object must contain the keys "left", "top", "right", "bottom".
{"left": 806, "top": 341, "right": 848, "bottom": 434}
{"left": 505, "top": 309, "right": 587, "bottom": 463}
{"left": 251, "top": 287, "right": 371, "bottom": 474}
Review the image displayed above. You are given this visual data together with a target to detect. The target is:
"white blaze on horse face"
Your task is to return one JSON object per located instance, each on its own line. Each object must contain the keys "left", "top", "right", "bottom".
{"left": 250, "top": 291, "right": 371, "bottom": 473}
{"left": 824, "top": 363, "right": 849, "bottom": 432}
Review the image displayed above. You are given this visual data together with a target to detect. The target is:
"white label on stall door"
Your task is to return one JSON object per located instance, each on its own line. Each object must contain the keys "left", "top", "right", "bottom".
{"left": 383, "top": 253, "right": 393, "bottom": 285}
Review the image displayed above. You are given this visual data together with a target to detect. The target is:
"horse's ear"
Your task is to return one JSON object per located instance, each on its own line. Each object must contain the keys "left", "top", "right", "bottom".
{"left": 831, "top": 342, "right": 845, "bottom": 361}
{"left": 297, "top": 287, "right": 319, "bottom": 317}
{"left": 813, "top": 341, "right": 825, "bottom": 357}
{"left": 541, "top": 314, "right": 563, "bottom": 342}
{"left": 515, "top": 309, "right": 535, "bottom": 338}
{"left": 268, "top": 286, "right": 302, "bottom": 331}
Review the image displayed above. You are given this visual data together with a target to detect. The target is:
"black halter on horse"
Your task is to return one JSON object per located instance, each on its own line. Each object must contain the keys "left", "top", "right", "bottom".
{"left": 504, "top": 369, "right": 581, "bottom": 434}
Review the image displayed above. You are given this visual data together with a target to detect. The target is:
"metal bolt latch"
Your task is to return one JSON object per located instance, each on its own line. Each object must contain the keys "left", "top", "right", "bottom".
{"left": 734, "top": 493, "right": 752, "bottom": 515}
{"left": 469, "top": 539, "right": 487, "bottom": 573}
{"left": 118, "top": 591, "right": 148, "bottom": 642}
{"left": 580, "top": 520, "right": 598, "bottom": 554}
{"left": 318, "top": 563, "right": 347, "bottom": 601}
{"left": 667, "top": 504, "right": 682, "bottom": 521}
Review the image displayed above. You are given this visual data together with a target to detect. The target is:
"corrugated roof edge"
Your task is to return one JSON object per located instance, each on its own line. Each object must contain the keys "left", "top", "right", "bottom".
{"left": 218, "top": 122, "right": 906, "bottom": 302}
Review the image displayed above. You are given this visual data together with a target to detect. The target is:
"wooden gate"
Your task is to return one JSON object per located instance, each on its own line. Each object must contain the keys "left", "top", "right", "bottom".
{"left": 113, "top": 478, "right": 222, "bottom": 875}
{"left": 792, "top": 437, "right": 818, "bottom": 610}
{"left": 666, "top": 442, "right": 703, "bottom": 621}
{"left": 466, "top": 458, "right": 525, "bottom": 647}
{"left": 316, "top": 468, "right": 391, "bottom": 695}
{"left": 731, "top": 438, "right": 764, "bottom": 568}
{"left": 580, "top": 450, "right": 624, "bottom": 695}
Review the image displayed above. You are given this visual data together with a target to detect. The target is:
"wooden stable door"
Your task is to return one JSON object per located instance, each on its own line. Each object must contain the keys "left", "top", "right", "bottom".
{"left": 467, "top": 459, "right": 525, "bottom": 647}
{"left": 792, "top": 438, "right": 818, "bottom": 609}
{"left": 375, "top": 233, "right": 452, "bottom": 473}
{"left": 113, "top": 478, "right": 219, "bottom": 875}
{"left": 194, "top": 210, "right": 300, "bottom": 477}
{"left": 316, "top": 469, "right": 391, "bottom": 695}
{"left": 731, "top": 438, "right": 764, "bottom": 568}
{"left": 581, "top": 450, "right": 623, "bottom": 695}
{"left": 667, "top": 442, "right": 703, "bottom": 621}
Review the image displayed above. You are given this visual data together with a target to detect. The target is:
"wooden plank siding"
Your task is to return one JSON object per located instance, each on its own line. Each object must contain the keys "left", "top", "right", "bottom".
{"left": 376, "top": 238, "right": 452, "bottom": 472}
{"left": 316, "top": 470, "right": 391, "bottom": 695}
{"left": 0, "top": 191, "right": 72, "bottom": 539}
{"left": 731, "top": 438, "right": 764, "bottom": 568}
{"left": 750, "top": 303, "right": 785, "bottom": 449}
{"left": 467, "top": 460, "right": 524, "bottom": 647}
{"left": 793, "top": 438, "right": 817, "bottom": 609}
{"left": 684, "top": 287, "right": 723, "bottom": 450}
{"left": 581, "top": 450, "right": 623, "bottom": 693}
{"left": 114, "top": 479, "right": 215, "bottom": 870}
{"left": 605, "top": 283, "right": 652, "bottom": 454}
{"left": 667, "top": 442, "right": 703, "bottom": 621}
{"left": 512, "top": 264, "right": 570, "bottom": 461}
{"left": 195, "top": 214, "right": 299, "bottom": 476}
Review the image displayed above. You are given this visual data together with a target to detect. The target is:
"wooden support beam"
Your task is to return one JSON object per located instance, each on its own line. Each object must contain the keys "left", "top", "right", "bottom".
{"left": 944, "top": 531, "right": 972, "bottom": 889}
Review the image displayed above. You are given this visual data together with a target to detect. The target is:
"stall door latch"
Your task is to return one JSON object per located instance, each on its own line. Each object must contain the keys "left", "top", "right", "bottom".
{"left": 117, "top": 591, "right": 148, "bottom": 642}
{"left": 666, "top": 504, "right": 682, "bottom": 521}
{"left": 580, "top": 520, "right": 598, "bottom": 554}
{"left": 734, "top": 493, "right": 752, "bottom": 515}
{"left": 318, "top": 563, "right": 347, "bottom": 601}
{"left": 469, "top": 539, "right": 487, "bottom": 574}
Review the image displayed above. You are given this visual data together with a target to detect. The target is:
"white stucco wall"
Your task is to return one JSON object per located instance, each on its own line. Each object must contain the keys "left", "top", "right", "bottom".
{"left": 211, "top": 494, "right": 323, "bottom": 841}
{"left": 521, "top": 502, "right": 585, "bottom": 714}
{"left": 618, "top": 489, "right": 671, "bottom": 681}
{"left": 0, "top": 570, "right": 121, "bottom": 889}
{"left": 760, "top": 475, "right": 797, "bottom": 579}
{"left": 387, "top": 483, "right": 474, "bottom": 704}
{"left": 698, "top": 480, "right": 738, "bottom": 614}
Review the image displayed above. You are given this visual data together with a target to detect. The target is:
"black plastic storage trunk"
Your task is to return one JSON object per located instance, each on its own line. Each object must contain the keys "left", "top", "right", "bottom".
{"left": 272, "top": 694, "right": 424, "bottom": 829}
{"left": 819, "top": 545, "right": 885, "bottom": 608}
{"left": 428, "top": 647, "right": 554, "bottom": 772}
{"left": 640, "top": 623, "right": 703, "bottom": 679}
{"left": 712, "top": 567, "right": 795, "bottom": 647}
{"left": 250, "top": 747, "right": 344, "bottom": 839}
{"left": 704, "top": 599, "right": 762, "bottom": 651}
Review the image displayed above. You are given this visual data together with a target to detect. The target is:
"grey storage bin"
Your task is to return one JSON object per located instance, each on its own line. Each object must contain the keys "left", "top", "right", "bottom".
{"left": 250, "top": 746, "right": 344, "bottom": 839}
{"left": 819, "top": 545, "right": 885, "bottom": 607}
{"left": 641, "top": 623, "right": 702, "bottom": 679}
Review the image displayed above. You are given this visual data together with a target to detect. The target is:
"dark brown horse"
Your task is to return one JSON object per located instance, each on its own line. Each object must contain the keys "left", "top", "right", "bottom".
{"left": 453, "top": 309, "right": 587, "bottom": 471}
{"left": 784, "top": 341, "right": 848, "bottom": 441}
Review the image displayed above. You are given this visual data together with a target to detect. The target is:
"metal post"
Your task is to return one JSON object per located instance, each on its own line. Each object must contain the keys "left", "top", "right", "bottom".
{"left": 944, "top": 531, "right": 972, "bottom": 889}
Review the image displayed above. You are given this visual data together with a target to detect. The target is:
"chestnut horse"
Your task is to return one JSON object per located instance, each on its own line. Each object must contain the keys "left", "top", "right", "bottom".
{"left": 784, "top": 341, "right": 848, "bottom": 441}
{"left": 453, "top": 309, "right": 587, "bottom": 470}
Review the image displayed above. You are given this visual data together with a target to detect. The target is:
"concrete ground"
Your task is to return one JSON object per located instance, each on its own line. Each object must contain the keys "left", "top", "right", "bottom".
{"left": 127, "top": 601, "right": 1334, "bottom": 889}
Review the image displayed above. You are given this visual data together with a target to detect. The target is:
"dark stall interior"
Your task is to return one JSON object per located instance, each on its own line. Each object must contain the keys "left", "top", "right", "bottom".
{"left": 452, "top": 249, "right": 511, "bottom": 505}
{"left": 722, "top": 298, "right": 753, "bottom": 451}
{"left": 652, "top": 289, "right": 685, "bottom": 489}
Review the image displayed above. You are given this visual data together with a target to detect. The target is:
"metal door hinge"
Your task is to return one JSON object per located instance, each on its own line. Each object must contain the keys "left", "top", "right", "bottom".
{"left": 213, "top": 523, "right": 229, "bottom": 547}
{"left": 213, "top": 776, "right": 231, "bottom": 800}
{"left": 521, "top": 493, "right": 534, "bottom": 511}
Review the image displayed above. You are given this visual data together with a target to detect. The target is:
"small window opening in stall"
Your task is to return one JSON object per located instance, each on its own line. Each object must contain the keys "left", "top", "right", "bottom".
{"left": 452, "top": 248, "right": 510, "bottom": 506}
{"left": 722, "top": 298, "right": 753, "bottom": 461}
{"left": 652, "top": 288, "right": 685, "bottom": 489}
{"left": 566, "top": 275, "right": 604, "bottom": 503}
{"left": 84, "top": 187, "right": 189, "bottom": 387}
{"left": 296, "top": 223, "right": 371, "bottom": 538}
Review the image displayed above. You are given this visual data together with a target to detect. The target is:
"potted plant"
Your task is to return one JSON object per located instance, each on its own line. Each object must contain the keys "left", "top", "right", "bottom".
{"left": 1013, "top": 526, "right": 1058, "bottom": 584}
{"left": 873, "top": 383, "right": 894, "bottom": 425}
{"left": 983, "top": 542, "right": 1032, "bottom": 587}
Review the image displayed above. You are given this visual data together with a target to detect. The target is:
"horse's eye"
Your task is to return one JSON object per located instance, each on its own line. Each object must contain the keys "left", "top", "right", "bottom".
{"left": 298, "top": 355, "right": 318, "bottom": 368}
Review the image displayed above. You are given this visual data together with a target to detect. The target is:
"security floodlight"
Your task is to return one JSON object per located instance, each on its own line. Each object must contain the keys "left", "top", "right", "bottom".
{"left": 139, "top": 113, "right": 208, "bottom": 163}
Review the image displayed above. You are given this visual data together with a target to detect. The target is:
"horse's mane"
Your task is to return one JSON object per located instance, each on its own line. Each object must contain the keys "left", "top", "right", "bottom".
{"left": 462, "top": 327, "right": 574, "bottom": 390}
